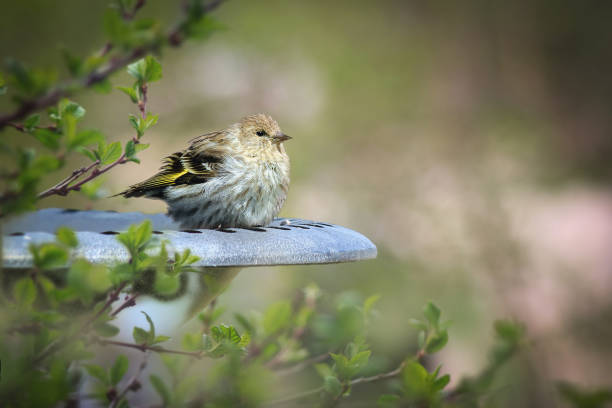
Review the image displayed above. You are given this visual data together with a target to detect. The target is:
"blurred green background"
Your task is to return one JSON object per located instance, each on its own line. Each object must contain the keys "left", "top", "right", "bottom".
{"left": 3, "top": 0, "right": 612, "bottom": 406}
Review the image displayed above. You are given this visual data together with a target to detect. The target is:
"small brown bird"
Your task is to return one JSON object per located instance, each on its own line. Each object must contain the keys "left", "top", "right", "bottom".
{"left": 119, "top": 114, "right": 291, "bottom": 229}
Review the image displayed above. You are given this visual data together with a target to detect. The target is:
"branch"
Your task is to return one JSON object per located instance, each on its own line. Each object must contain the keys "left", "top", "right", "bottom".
{"left": 265, "top": 361, "right": 407, "bottom": 407}
{"left": 110, "top": 353, "right": 149, "bottom": 408}
{"left": 268, "top": 352, "right": 330, "bottom": 375}
{"left": 32, "top": 282, "right": 128, "bottom": 366}
{"left": 37, "top": 35, "right": 152, "bottom": 200}
{"left": 111, "top": 292, "right": 140, "bottom": 317}
{"left": 0, "top": 49, "right": 145, "bottom": 129}
{"left": 37, "top": 160, "right": 100, "bottom": 199}
{"left": 97, "top": 338, "right": 204, "bottom": 358}
{"left": 0, "top": 0, "right": 225, "bottom": 129}
{"left": 264, "top": 349, "right": 424, "bottom": 407}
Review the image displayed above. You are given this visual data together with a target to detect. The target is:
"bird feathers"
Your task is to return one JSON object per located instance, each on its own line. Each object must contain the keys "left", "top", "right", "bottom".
{"left": 120, "top": 148, "right": 222, "bottom": 198}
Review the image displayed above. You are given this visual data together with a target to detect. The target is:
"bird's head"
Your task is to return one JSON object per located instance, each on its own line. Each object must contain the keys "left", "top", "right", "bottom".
{"left": 238, "top": 114, "right": 291, "bottom": 148}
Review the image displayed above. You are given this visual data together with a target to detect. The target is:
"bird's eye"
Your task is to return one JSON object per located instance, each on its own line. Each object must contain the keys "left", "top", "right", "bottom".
{"left": 256, "top": 130, "right": 267, "bottom": 137}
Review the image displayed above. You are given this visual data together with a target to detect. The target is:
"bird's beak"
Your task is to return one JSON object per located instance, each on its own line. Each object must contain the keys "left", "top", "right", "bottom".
{"left": 272, "top": 133, "right": 292, "bottom": 142}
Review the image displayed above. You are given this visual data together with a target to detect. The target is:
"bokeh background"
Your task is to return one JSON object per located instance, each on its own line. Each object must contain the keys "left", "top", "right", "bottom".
{"left": 2, "top": 0, "right": 612, "bottom": 406}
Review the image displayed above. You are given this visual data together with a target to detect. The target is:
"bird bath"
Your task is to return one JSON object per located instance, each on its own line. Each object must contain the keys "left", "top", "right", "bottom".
{"left": 2, "top": 208, "right": 377, "bottom": 324}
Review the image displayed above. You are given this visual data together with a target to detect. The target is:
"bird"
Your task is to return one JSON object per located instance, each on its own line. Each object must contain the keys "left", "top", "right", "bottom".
{"left": 118, "top": 114, "right": 291, "bottom": 229}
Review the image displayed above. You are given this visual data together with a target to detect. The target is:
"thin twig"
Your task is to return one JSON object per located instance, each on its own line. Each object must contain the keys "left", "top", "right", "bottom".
{"left": 32, "top": 282, "right": 128, "bottom": 366}
{"left": 268, "top": 352, "right": 330, "bottom": 376}
{"left": 0, "top": 0, "right": 224, "bottom": 129}
{"left": 37, "top": 41, "right": 149, "bottom": 200}
{"left": 264, "top": 361, "right": 407, "bottom": 407}
{"left": 0, "top": 49, "right": 145, "bottom": 129}
{"left": 7, "top": 123, "right": 58, "bottom": 132}
{"left": 264, "top": 346, "right": 427, "bottom": 407}
{"left": 37, "top": 137, "right": 137, "bottom": 199}
{"left": 97, "top": 338, "right": 204, "bottom": 358}
{"left": 37, "top": 160, "right": 100, "bottom": 198}
{"left": 110, "top": 353, "right": 149, "bottom": 408}
{"left": 111, "top": 293, "right": 140, "bottom": 317}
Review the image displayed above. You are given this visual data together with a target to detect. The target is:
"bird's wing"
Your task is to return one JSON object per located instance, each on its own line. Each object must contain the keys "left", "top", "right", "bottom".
{"left": 119, "top": 131, "right": 227, "bottom": 198}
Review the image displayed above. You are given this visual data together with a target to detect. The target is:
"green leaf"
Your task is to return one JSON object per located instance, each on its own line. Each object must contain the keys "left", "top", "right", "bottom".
{"left": 24, "top": 114, "right": 40, "bottom": 130}
{"left": 67, "top": 129, "right": 104, "bottom": 151}
{"left": 315, "top": 363, "right": 334, "bottom": 379}
{"left": 134, "top": 143, "right": 149, "bottom": 153}
{"left": 263, "top": 300, "right": 292, "bottom": 336}
{"left": 425, "top": 330, "right": 448, "bottom": 354}
{"left": 13, "top": 277, "right": 37, "bottom": 306}
{"left": 125, "top": 139, "right": 135, "bottom": 157}
{"left": 323, "top": 375, "right": 343, "bottom": 398}
{"left": 94, "top": 322, "right": 120, "bottom": 338}
{"left": 417, "top": 330, "right": 426, "bottom": 350}
{"left": 56, "top": 226, "right": 78, "bottom": 248}
{"left": 31, "top": 243, "right": 69, "bottom": 269}
{"left": 238, "top": 331, "right": 250, "bottom": 348}
{"left": 33, "top": 128, "right": 61, "bottom": 150}
{"left": 128, "top": 114, "right": 140, "bottom": 135}
{"left": 117, "top": 85, "right": 139, "bottom": 103}
{"left": 67, "top": 259, "right": 111, "bottom": 304}
{"left": 153, "top": 335, "right": 171, "bottom": 345}
{"left": 154, "top": 269, "right": 181, "bottom": 296}
{"left": 432, "top": 374, "right": 450, "bottom": 391}
{"left": 349, "top": 350, "right": 371, "bottom": 374}
{"left": 408, "top": 318, "right": 428, "bottom": 331}
{"left": 402, "top": 361, "right": 429, "bottom": 395}
{"left": 100, "top": 141, "right": 122, "bottom": 165}
{"left": 78, "top": 147, "right": 98, "bottom": 162}
{"left": 37, "top": 275, "right": 56, "bottom": 295}
{"left": 134, "top": 220, "right": 153, "bottom": 249}
{"left": 133, "top": 327, "right": 150, "bottom": 345}
{"left": 110, "top": 355, "right": 129, "bottom": 386}
{"left": 210, "top": 324, "right": 241, "bottom": 344}
{"left": 85, "top": 364, "right": 109, "bottom": 385}
{"left": 363, "top": 294, "right": 380, "bottom": 316}
{"left": 59, "top": 99, "right": 86, "bottom": 120}
{"left": 150, "top": 375, "right": 171, "bottom": 405}
{"left": 423, "top": 301, "right": 441, "bottom": 329}
{"left": 330, "top": 353, "right": 351, "bottom": 379}
{"left": 127, "top": 56, "right": 162, "bottom": 83}
{"left": 142, "top": 113, "right": 158, "bottom": 131}
{"left": 103, "top": 9, "right": 129, "bottom": 45}
{"left": 142, "top": 311, "right": 156, "bottom": 340}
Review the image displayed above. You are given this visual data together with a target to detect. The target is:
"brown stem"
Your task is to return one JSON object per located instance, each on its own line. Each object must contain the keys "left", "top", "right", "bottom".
{"left": 37, "top": 139, "right": 137, "bottom": 199}
{"left": 111, "top": 293, "right": 140, "bottom": 317}
{"left": 0, "top": 0, "right": 224, "bottom": 129}
{"left": 37, "top": 160, "right": 100, "bottom": 199}
{"left": 264, "top": 346, "right": 428, "bottom": 407}
{"left": 139, "top": 83, "right": 148, "bottom": 120}
{"left": 264, "top": 361, "right": 407, "bottom": 407}
{"left": 32, "top": 282, "right": 128, "bottom": 366}
{"left": 268, "top": 352, "right": 330, "bottom": 375}
{"left": 110, "top": 353, "right": 148, "bottom": 408}
{"left": 97, "top": 338, "right": 204, "bottom": 358}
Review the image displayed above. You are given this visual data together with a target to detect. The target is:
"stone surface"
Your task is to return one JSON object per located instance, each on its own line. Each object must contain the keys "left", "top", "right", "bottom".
{"left": 3, "top": 208, "right": 377, "bottom": 268}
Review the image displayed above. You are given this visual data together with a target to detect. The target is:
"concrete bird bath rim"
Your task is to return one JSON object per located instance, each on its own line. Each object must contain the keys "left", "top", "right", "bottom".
{"left": 2, "top": 208, "right": 377, "bottom": 269}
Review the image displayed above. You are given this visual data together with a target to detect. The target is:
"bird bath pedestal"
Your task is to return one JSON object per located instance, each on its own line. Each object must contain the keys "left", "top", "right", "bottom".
{"left": 3, "top": 209, "right": 377, "bottom": 325}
